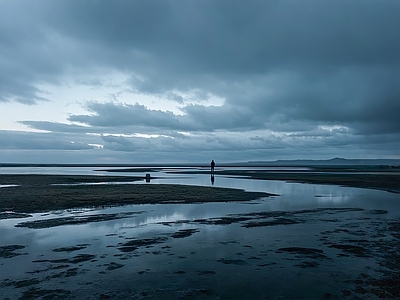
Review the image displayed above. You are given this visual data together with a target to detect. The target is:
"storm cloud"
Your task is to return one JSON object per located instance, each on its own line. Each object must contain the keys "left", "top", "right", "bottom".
{"left": 0, "top": 1, "right": 399, "bottom": 163}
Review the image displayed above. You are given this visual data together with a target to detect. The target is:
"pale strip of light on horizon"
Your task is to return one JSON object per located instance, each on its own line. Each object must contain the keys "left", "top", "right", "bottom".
{"left": 86, "top": 132, "right": 171, "bottom": 139}
{"left": 318, "top": 125, "right": 350, "bottom": 132}
{"left": 88, "top": 143, "right": 104, "bottom": 149}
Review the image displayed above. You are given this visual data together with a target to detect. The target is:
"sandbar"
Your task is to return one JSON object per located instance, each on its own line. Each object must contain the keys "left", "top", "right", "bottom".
{"left": 0, "top": 174, "right": 270, "bottom": 213}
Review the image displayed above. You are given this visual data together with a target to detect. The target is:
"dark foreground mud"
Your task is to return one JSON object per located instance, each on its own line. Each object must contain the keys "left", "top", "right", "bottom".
{"left": 15, "top": 212, "right": 145, "bottom": 229}
{"left": 1, "top": 206, "right": 400, "bottom": 299}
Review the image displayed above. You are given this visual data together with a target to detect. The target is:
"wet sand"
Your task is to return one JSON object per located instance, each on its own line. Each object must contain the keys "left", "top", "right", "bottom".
{"left": 0, "top": 169, "right": 399, "bottom": 213}
{"left": 169, "top": 168, "right": 400, "bottom": 194}
{"left": 0, "top": 174, "right": 271, "bottom": 213}
{"left": 223, "top": 170, "right": 400, "bottom": 193}
{"left": 1, "top": 204, "right": 400, "bottom": 299}
{"left": 1, "top": 171, "right": 400, "bottom": 299}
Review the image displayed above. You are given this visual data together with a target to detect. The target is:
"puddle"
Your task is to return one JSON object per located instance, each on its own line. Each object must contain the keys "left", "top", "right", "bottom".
{"left": 0, "top": 185, "right": 20, "bottom": 188}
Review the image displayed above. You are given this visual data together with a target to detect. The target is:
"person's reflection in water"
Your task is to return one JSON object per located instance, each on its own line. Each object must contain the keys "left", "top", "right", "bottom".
{"left": 211, "top": 174, "right": 215, "bottom": 185}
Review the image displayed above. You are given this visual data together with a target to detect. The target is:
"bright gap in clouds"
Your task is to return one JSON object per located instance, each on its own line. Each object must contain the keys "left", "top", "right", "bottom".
{"left": 28, "top": 70, "right": 225, "bottom": 131}
{"left": 88, "top": 133, "right": 172, "bottom": 139}
{"left": 87, "top": 143, "right": 104, "bottom": 149}
{"left": 1, "top": 72, "right": 191, "bottom": 133}
{"left": 318, "top": 125, "right": 350, "bottom": 132}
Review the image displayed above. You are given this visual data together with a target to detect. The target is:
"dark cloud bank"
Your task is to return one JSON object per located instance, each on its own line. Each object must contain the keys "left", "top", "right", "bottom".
{"left": 1, "top": 1, "right": 399, "bottom": 162}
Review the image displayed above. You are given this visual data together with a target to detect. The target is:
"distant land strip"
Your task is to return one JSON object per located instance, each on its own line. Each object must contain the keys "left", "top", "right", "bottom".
{"left": 1, "top": 157, "right": 399, "bottom": 168}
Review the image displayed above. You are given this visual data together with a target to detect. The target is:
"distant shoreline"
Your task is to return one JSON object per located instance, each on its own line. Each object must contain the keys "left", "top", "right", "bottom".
{"left": 1, "top": 157, "right": 399, "bottom": 169}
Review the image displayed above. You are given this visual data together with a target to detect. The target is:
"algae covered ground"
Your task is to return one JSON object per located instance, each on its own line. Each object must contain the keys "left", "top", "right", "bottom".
{"left": 0, "top": 174, "right": 271, "bottom": 213}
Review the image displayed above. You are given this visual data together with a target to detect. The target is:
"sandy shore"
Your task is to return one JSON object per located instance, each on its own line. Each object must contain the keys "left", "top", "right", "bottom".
{"left": 171, "top": 168, "right": 400, "bottom": 193}
{"left": 0, "top": 174, "right": 271, "bottom": 213}
{"left": 228, "top": 171, "right": 400, "bottom": 193}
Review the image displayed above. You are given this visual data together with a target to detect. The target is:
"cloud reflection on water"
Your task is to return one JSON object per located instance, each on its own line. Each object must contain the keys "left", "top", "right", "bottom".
{"left": 1, "top": 171, "right": 400, "bottom": 298}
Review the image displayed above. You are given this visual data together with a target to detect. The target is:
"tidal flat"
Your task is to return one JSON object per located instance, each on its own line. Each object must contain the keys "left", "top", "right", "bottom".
{"left": 0, "top": 174, "right": 270, "bottom": 213}
{"left": 1, "top": 169, "right": 400, "bottom": 299}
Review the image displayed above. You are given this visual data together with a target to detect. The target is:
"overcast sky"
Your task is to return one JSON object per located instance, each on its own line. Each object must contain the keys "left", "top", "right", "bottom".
{"left": 1, "top": 0, "right": 399, "bottom": 164}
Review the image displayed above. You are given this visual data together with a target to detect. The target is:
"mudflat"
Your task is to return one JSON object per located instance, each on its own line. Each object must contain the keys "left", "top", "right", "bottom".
{"left": 170, "top": 167, "right": 400, "bottom": 193}
{"left": 1, "top": 171, "right": 400, "bottom": 298}
{"left": 222, "top": 170, "right": 400, "bottom": 193}
{"left": 0, "top": 174, "right": 271, "bottom": 213}
{"left": 1, "top": 169, "right": 399, "bottom": 213}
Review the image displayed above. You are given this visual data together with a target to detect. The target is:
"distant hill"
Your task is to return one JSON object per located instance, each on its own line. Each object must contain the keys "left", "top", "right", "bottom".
{"left": 244, "top": 157, "right": 400, "bottom": 166}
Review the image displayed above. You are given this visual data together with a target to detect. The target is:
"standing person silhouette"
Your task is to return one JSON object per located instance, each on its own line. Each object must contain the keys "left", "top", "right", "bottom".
{"left": 211, "top": 160, "right": 215, "bottom": 173}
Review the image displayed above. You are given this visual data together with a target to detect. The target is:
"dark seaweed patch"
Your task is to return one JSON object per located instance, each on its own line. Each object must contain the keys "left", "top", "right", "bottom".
{"left": 366, "top": 275, "right": 400, "bottom": 298}
{"left": 0, "top": 212, "right": 32, "bottom": 220}
{"left": 2, "top": 278, "right": 40, "bottom": 288}
{"left": 277, "top": 247, "right": 328, "bottom": 259}
{"left": 217, "top": 258, "right": 248, "bottom": 265}
{"left": 104, "top": 262, "right": 124, "bottom": 270}
{"left": 50, "top": 254, "right": 96, "bottom": 264}
{"left": 170, "top": 228, "right": 199, "bottom": 238}
{"left": 118, "top": 237, "right": 168, "bottom": 252}
{"left": 197, "top": 270, "right": 216, "bottom": 275}
{"left": 50, "top": 268, "right": 82, "bottom": 278}
{"left": 295, "top": 261, "right": 320, "bottom": 268}
{"left": 328, "top": 244, "right": 369, "bottom": 257}
{"left": 365, "top": 209, "right": 388, "bottom": 215}
{"left": 0, "top": 245, "right": 26, "bottom": 259}
{"left": 20, "top": 287, "right": 71, "bottom": 299}
{"left": 258, "top": 262, "right": 277, "bottom": 267}
{"left": 244, "top": 217, "right": 301, "bottom": 227}
{"left": 158, "top": 220, "right": 191, "bottom": 226}
{"left": 220, "top": 241, "right": 239, "bottom": 245}
{"left": 191, "top": 208, "right": 364, "bottom": 229}
{"left": 27, "top": 264, "right": 70, "bottom": 274}
{"left": 15, "top": 212, "right": 143, "bottom": 229}
{"left": 388, "top": 221, "right": 400, "bottom": 238}
{"left": 52, "top": 244, "right": 89, "bottom": 252}
{"left": 193, "top": 216, "right": 252, "bottom": 225}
